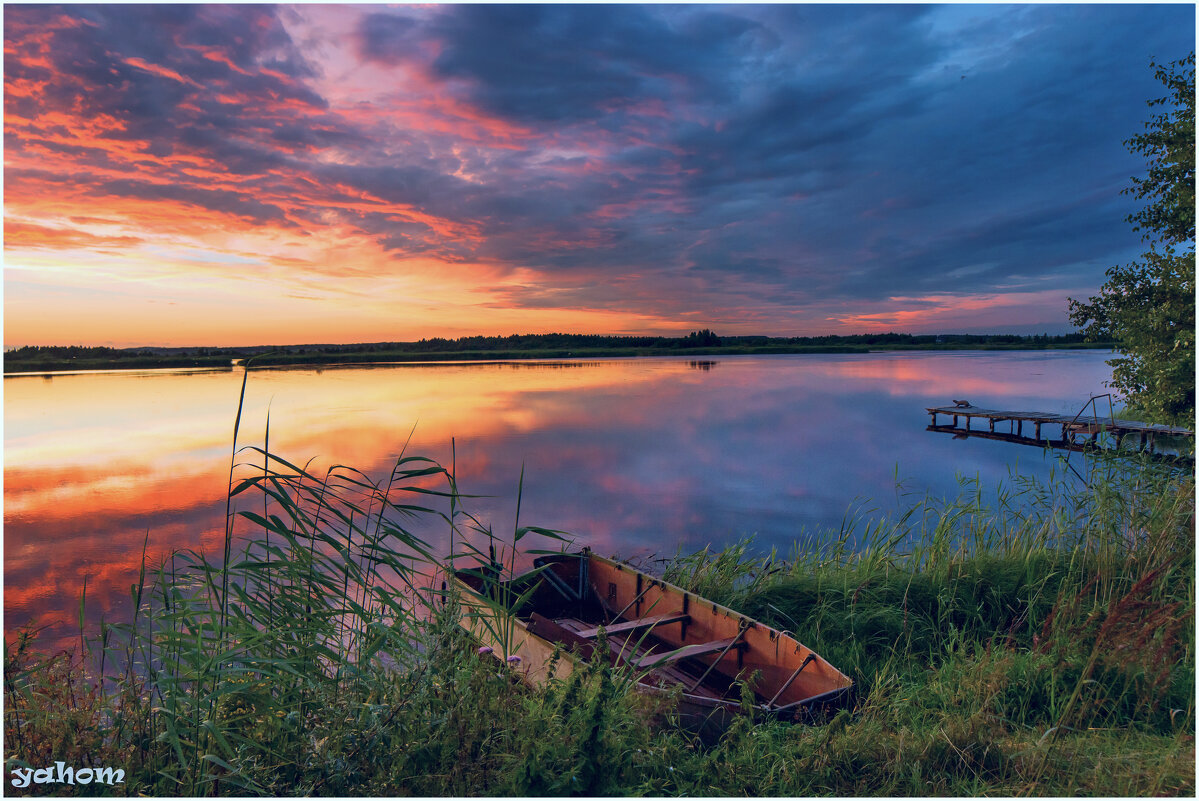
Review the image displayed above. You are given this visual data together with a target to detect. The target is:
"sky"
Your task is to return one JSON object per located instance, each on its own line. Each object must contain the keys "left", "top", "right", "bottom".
{"left": 3, "top": 3, "right": 1195, "bottom": 347}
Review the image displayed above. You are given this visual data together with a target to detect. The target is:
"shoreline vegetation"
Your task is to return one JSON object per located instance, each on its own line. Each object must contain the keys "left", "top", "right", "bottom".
{"left": 4, "top": 431, "right": 1193, "bottom": 795}
{"left": 2, "top": 331, "right": 1115, "bottom": 374}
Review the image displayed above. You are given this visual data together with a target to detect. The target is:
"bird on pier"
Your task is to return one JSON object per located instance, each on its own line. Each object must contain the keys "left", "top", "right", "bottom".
{"left": 952, "top": 399, "right": 972, "bottom": 407}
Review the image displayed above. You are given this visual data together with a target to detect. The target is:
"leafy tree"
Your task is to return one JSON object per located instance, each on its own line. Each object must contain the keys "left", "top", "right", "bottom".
{"left": 1069, "top": 53, "right": 1195, "bottom": 424}
{"left": 683, "top": 329, "right": 721, "bottom": 347}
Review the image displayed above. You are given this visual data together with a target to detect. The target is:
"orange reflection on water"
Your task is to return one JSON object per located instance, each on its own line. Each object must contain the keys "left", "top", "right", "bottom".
{"left": 3, "top": 361, "right": 675, "bottom": 648}
{"left": 5, "top": 352, "right": 1114, "bottom": 652}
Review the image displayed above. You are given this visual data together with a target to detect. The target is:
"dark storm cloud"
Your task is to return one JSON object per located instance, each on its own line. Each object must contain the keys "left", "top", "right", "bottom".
{"left": 313, "top": 162, "right": 466, "bottom": 210}
{"left": 360, "top": 4, "right": 760, "bottom": 123}
{"left": 5, "top": 3, "right": 372, "bottom": 238}
{"left": 768, "top": 2, "right": 1187, "bottom": 305}
{"left": 446, "top": 2, "right": 1189, "bottom": 323}
{"left": 97, "top": 179, "right": 293, "bottom": 225}
{"left": 7, "top": 3, "right": 1195, "bottom": 332}
{"left": 347, "top": 2, "right": 1190, "bottom": 323}
{"left": 61, "top": 3, "right": 318, "bottom": 83}
{"left": 18, "top": 4, "right": 322, "bottom": 122}
{"left": 356, "top": 11, "right": 422, "bottom": 65}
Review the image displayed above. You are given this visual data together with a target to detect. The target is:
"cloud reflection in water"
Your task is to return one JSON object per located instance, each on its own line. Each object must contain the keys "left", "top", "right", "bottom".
{"left": 5, "top": 351, "right": 1113, "bottom": 649}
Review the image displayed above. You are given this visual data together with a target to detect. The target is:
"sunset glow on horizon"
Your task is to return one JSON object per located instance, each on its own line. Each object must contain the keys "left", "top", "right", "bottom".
{"left": 4, "top": 4, "right": 1193, "bottom": 348}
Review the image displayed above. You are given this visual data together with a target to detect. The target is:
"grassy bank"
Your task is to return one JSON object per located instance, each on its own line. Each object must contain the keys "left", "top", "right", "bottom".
{"left": 5, "top": 448, "right": 1193, "bottom": 795}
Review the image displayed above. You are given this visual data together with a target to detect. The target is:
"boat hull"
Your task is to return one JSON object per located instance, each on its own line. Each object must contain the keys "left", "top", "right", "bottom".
{"left": 451, "top": 550, "right": 852, "bottom": 722}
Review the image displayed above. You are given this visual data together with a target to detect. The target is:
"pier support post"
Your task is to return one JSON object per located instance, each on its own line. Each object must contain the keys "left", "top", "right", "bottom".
{"left": 1034, "top": 421, "right": 1041, "bottom": 440}
{"left": 1017, "top": 420, "right": 1023, "bottom": 436}
{"left": 989, "top": 418, "right": 995, "bottom": 433}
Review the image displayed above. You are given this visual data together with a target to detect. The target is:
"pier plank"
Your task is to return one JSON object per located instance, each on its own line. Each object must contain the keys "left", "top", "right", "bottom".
{"left": 926, "top": 405, "right": 1192, "bottom": 437}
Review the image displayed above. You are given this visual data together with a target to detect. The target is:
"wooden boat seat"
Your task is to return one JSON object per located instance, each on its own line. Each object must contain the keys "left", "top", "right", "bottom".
{"left": 633, "top": 637, "right": 743, "bottom": 670}
{"left": 530, "top": 615, "right": 736, "bottom": 702}
{"left": 573, "top": 613, "right": 689, "bottom": 639}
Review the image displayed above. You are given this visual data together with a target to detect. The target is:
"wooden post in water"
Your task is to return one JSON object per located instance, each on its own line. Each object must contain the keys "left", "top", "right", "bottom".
{"left": 989, "top": 418, "right": 995, "bottom": 433}
{"left": 1034, "top": 421, "right": 1041, "bottom": 440}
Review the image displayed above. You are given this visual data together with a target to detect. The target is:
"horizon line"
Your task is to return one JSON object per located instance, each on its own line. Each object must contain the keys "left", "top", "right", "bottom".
{"left": 4, "top": 329, "right": 1089, "bottom": 353}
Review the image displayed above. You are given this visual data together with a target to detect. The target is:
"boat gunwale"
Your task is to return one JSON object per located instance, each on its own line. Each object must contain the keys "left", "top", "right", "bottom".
{"left": 450, "top": 549, "right": 853, "bottom": 712}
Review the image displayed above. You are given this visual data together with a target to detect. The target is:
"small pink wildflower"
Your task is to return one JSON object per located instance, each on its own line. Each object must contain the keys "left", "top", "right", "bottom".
{"left": 477, "top": 646, "right": 493, "bottom": 655}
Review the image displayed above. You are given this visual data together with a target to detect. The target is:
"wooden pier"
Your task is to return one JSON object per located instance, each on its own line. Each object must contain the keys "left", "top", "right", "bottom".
{"left": 926, "top": 404, "right": 1193, "bottom": 452}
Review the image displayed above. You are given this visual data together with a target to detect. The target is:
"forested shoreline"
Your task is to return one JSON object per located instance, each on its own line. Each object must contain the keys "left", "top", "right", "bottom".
{"left": 3, "top": 331, "right": 1112, "bottom": 373}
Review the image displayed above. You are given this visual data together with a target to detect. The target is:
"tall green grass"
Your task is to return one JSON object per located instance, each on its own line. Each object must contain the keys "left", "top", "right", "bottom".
{"left": 6, "top": 424, "right": 462, "bottom": 795}
{"left": 4, "top": 421, "right": 1193, "bottom": 795}
{"left": 662, "top": 453, "right": 1195, "bottom": 793}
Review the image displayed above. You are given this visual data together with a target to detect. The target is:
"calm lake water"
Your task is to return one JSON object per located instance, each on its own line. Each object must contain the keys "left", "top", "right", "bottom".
{"left": 5, "top": 350, "right": 1114, "bottom": 648}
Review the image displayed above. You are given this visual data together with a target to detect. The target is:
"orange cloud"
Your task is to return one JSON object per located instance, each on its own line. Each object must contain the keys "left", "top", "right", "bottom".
{"left": 124, "top": 56, "right": 204, "bottom": 88}
{"left": 828, "top": 291, "right": 1075, "bottom": 332}
{"left": 3, "top": 221, "right": 143, "bottom": 251}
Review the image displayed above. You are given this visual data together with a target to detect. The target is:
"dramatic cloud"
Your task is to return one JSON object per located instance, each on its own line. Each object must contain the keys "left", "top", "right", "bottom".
{"left": 4, "top": 3, "right": 1193, "bottom": 345}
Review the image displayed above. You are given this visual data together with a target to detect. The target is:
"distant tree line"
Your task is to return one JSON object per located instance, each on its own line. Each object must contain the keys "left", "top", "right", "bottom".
{"left": 721, "top": 332, "right": 1091, "bottom": 347}
{"left": 5, "top": 345, "right": 244, "bottom": 360}
{"left": 403, "top": 330, "right": 726, "bottom": 352}
{"left": 5, "top": 330, "right": 1106, "bottom": 372}
{"left": 239, "top": 330, "right": 1095, "bottom": 355}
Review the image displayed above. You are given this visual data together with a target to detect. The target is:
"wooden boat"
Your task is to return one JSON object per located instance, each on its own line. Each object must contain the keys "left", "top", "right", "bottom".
{"left": 450, "top": 548, "right": 853, "bottom": 724}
